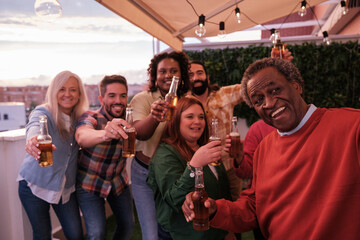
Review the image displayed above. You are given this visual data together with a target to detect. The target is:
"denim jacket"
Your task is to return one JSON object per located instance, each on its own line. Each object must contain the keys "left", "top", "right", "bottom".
{"left": 18, "top": 106, "right": 79, "bottom": 191}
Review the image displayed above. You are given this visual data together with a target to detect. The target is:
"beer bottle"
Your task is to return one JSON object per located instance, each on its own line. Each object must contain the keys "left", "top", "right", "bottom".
{"left": 229, "top": 116, "right": 241, "bottom": 158}
{"left": 209, "top": 118, "right": 221, "bottom": 166}
{"left": 274, "top": 30, "right": 285, "bottom": 59}
{"left": 37, "top": 115, "right": 53, "bottom": 167}
{"left": 192, "top": 167, "right": 209, "bottom": 231}
{"left": 163, "top": 76, "right": 179, "bottom": 121}
{"left": 122, "top": 107, "right": 136, "bottom": 157}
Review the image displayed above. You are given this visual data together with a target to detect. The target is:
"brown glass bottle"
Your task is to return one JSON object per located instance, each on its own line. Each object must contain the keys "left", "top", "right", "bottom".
{"left": 37, "top": 115, "right": 53, "bottom": 167}
{"left": 192, "top": 167, "right": 209, "bottom": 231}
{"left": 122, "top": 107, "right": 136, "bottom": 157}
{"left": 274, "top": 30, "right": 285, "bottom": 59}
{"left": 163, "top": 76, "right": 179, "bottom": 121}
{"left": 229, "top": 116, "right": 241, "bottom": 158}
{"left": 209, "top": 118, "right": 221, "bottom": 166}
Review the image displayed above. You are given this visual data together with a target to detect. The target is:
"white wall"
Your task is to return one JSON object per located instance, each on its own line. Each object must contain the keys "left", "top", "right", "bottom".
{"left": 0, "top": 129, "right": 61, "bottom": 240}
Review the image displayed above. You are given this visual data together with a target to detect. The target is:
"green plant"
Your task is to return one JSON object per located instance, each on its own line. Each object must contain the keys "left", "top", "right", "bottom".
{"left": 186, "top": 41, "right": 360, "bottom": 126}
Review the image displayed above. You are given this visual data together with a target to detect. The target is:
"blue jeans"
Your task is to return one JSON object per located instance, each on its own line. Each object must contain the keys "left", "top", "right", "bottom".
{"left": 76, "top": 184, "right": 134, "bottom": 240}
{"left": 18, "top": 180, "right": 84, "bottom": 240}
{"left": 131, "top": 158, "right": 158, "bottom": 240}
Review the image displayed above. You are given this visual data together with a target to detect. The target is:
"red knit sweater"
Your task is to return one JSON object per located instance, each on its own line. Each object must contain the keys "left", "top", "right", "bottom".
{"left": 234, "top": 120, "right": 275, "bottom": 179}
{"left": 212, "top": 108, "right": 360, "bottom": 239}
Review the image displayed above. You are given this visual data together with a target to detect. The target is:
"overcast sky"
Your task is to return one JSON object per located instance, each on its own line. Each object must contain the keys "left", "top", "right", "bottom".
{"left": 0, "top": 0, "right": 159, "bottom": 86}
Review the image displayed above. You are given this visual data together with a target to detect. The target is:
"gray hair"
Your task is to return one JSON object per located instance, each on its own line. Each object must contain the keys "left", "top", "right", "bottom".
{"left": 240, "top": 57, "right": 304, "bottom": 107}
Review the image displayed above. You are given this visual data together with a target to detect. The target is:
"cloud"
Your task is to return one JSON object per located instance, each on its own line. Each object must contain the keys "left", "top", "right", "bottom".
{"left": 0, "top": 0, "right": 158, "bottom": 86}
{"left": 0, "top": 15, "right": 152, "bottom": 43}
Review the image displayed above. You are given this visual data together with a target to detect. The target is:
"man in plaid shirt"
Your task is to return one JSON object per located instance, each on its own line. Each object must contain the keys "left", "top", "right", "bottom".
{"left": 75, "top": 75, "right": 134, "bottom": 240}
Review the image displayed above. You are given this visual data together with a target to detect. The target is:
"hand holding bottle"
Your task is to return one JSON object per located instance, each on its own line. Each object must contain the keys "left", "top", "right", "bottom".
{"left": 162, "top": 76, "right": 179, "bottom": 121}
{"left": 271, "top": 43, "right": 293, "bottom": 61}
{"left": 182, "top": 191, "right": 217, "bottom": 223}
{"left": 104, "top": 118, "right": 131, "bottom": 142}
{"left": 25, "top": 136, "right": 56, "bottom": 161}
{"left": 224, "top": 135, "right": 244, "bottom": 166}
{"left": 189, "top": 141, "right": 222, "bottom": 167}
{"left": 150, "top": 100, "right": 167, "bottom": 122}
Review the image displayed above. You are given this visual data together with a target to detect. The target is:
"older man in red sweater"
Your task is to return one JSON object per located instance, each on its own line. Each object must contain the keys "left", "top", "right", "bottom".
{"left": 182, "top": 57, "right": 360, "bottom": 239}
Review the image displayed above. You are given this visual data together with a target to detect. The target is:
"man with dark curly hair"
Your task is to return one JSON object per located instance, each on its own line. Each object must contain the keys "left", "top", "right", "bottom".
{"left": 130, "top": 51, "right": 190, "bottom": 240}
{"left": 183, "top": 57, "right": 360, "bottom": 240}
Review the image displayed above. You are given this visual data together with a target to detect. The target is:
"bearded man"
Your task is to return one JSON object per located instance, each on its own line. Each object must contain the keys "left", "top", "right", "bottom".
{"left": 75, "top": 75, "right": 134, "bottom": 239}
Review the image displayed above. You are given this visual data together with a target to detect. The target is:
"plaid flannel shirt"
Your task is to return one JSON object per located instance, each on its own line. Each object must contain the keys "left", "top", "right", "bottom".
{"left": 205, "top": 84, "right": 243, "bottom": 170}
{"left": 76, "top": 107, "right": 129, "bottom": 198}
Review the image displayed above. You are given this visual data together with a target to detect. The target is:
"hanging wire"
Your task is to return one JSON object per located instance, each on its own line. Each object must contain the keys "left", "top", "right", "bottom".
{"left": 185, "top": 0, "right": 326, "bottom": 38}
{"left": 278, "top": 2, "right": 303, "bottom": 30}
{"left": 307, "top": 2, "right": 324, "bottom": 33}
{"left": 240, "top": 11, "right": 267, "bottom": 30}
{"left": 186, "top": 0, "right": 199, "bottom": 17}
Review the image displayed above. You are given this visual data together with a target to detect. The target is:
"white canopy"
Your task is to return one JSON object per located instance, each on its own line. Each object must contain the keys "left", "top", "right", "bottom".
{"left": 96, "top": 0, "right": 329, "bottom": 50}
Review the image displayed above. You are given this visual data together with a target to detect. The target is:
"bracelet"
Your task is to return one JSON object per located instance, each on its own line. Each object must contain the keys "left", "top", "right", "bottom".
{"left": 187, "top": 162, "right": 195, "bottom": 178}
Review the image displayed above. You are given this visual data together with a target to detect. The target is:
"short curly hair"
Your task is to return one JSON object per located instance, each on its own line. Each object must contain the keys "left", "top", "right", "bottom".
{"left": 240, "top": 57, "right": 305, "bottom": 107}
{"left": 147, "top": 51, "right": 190, "bottom": 97}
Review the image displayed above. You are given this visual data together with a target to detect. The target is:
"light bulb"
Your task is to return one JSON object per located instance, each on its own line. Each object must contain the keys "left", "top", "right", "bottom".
{"left": 269, "top": 28, "right": 276, "bottom": 44}
{"left": 322, "top": 31, "right": 331, "bottom": 45}
{"left": 195, "top": 24, "right": 206, "bottom": 37}
{"left": 34, "top": 0, "right": 62, "bottom": 21}
{"left": 298, "top": 1, "right": 307, "bottom": 17}
{"left": 235, "top": 7, "right": 241, "bottom": 24}
{"left": 340, "top": 1, "right": 348, "bottom": 15}
{"left": 195, "top": 15, "right": 206, "bottom": 37}
{"left": 218, "top": 21, "right": 226, "bottom": 38}
{"left": 218, "top": 30, "right": 226, "bottom": 38}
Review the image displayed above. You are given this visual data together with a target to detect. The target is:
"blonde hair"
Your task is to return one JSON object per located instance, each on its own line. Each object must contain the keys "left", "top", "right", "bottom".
{"left": 44, "top": 71, "right": 89, "bottom": 138}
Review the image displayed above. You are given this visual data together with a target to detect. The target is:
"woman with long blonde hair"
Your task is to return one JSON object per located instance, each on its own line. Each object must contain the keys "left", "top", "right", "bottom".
{"left": 18, "top": 70, "right": 88, "bottom": 240}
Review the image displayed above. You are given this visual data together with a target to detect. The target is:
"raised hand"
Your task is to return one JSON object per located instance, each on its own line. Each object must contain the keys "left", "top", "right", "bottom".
{"left": 189, "top": 141, "right": 223, "bottom": 167}
{"left": 25, "top": 136, "right": 56, "bottom": 160}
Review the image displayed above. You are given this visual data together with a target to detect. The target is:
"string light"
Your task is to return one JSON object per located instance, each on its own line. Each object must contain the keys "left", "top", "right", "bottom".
{"left": 298, "top": 0, "right": 307, "bottom": 17}
{"left": 322, "top": 31, "right": 331, "bottom": 45}
{"left": 195, "top": 14, "right": 206, "bottom": 37}
{"left": 218, "top": 21, "right": 226, "bottom": 38}
{"left": 340, "top": 1, "right": 349, "bottom": 15}
{"left": 235, "top": 7, "right": 241, "bottom": 24}
{"left": 185, "top": 0, "right": 332, "bottom": 44}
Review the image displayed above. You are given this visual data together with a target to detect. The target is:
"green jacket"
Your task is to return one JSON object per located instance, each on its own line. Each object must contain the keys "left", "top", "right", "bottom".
{"left": 147, "top": 143, "right": 232, "bottom": 240}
